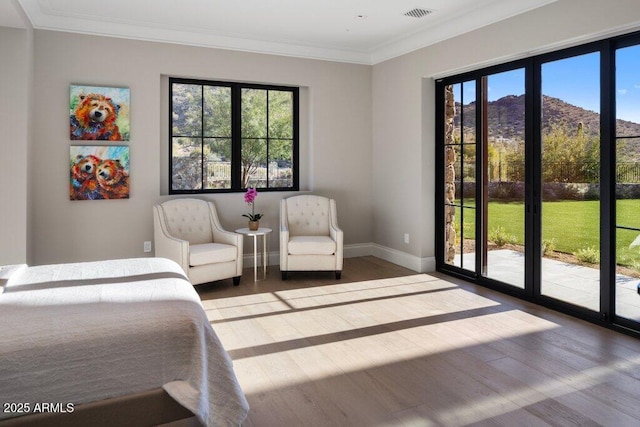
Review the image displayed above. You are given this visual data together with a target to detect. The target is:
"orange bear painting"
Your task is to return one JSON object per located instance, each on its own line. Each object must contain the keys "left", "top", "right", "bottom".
{"left": 96, "top": 159, "right": 130, "bottom": 199}
{"left": 70, "top": 146, "right": 130, "bottom": 200}
{"left": 70, "top": 154, "right": 101, "bottom": 200}
{"left": 70, "top": 85, "right": 130, "bottom": 141}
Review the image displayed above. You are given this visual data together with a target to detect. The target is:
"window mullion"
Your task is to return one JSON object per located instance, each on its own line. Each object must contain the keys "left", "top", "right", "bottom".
{"left": 169, "top": 80, "right": 174, "bottom": 192}
{"left": 201, "top": 85, "right": 205, "bottom": 190}
{"left": 293, "top": 87, "right": 300, "bottom": 190}
{"left": 232, "top": 85, "right": 243, "bottom": 190}
{"left": 266, "top": 90, "right": 270, "bottom": 189}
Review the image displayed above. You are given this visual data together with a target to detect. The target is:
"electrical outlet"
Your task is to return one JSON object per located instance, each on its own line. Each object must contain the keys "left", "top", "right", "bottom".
{"left": 404, "top": 233, "right": 410, "bottom": 244}
{"left": 144, "top": 241, "right": 152, "bottom": 253}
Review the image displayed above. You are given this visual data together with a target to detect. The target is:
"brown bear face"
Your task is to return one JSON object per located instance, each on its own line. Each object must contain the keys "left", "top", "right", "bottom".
{"left": 71, "top": 154, "right": 101, "bottom": 181}
{"left": 96, "top": 159, "right": 129, "bottom": 199}
{"left": 96, "top": 159, "right": 127, "bottom": 188}
{"left": 75, "top": 93, "right": 120, "bottom": 127}
{"left": 71, "top": 92, "right": 123, "bottom": 141}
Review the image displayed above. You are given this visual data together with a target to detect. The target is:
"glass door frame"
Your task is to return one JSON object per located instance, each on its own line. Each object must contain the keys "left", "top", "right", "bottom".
{"left": 611, "top": 33, "right": 640, "bottom": 332}
{"left": 435, "top": 31, "right": 640, "bottom": 335}
{"left": 436, "top": 59, "right": 534, "bottom": 299}
{"left": 531, "top": 42, "right": 611, "bottom": 323}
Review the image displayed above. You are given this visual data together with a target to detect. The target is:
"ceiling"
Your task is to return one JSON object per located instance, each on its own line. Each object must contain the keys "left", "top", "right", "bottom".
{"left": 11, "top": 0, "right": 558, "bottom": 64}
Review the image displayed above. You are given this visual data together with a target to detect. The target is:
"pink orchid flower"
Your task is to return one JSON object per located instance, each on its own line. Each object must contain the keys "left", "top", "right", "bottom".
{"left": 244, "top": 187, "right": 258, "bottom": 204}
{"left": 242, "top": 187, "right": 263, "bottom": 221}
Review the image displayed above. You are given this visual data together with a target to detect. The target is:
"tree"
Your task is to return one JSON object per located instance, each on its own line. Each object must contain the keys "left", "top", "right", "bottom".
{"left": 172, "top": 83, "right": 202, "bottom": 137}
{"left": 501, "top": 122, "right": 600, "bottom": 183}
{"left": 541, "top": 123, "right": 599, "bottom": 182}
{"left": 241, "top": 89, "right": 293, "bottom": 188}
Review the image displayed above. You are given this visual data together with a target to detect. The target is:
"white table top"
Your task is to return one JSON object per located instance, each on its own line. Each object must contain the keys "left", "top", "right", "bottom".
{"left": 235, "top": 227, "right": 272, "bottom": 236}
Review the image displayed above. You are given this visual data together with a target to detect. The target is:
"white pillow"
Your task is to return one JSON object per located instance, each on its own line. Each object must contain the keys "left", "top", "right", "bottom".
{"left": 0, "top": 264, "right": 27, "bottom": 294}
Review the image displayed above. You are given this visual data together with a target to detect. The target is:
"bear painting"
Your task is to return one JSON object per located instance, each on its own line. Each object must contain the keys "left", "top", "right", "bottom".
{"left": 70, "top": 154, "right": 101, "bottom": 200}
{"left": 70, "top": 146, "right": 130, "bottom": 200}
{"left": 70, "top": 85, "right": 130, "bottom": 141}
{"left": 96, "top": 159, "right": 129, "bottom": 199}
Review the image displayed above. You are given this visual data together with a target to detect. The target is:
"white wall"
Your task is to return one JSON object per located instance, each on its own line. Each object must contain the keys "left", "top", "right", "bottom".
{"left": 371, "top": 0, "right": 640, "bottom": 272}
{"left": 10, "top": 0, "right": 640, "bottom": 269}
{"left": 30, "top": 31, "right": 372, "bottom": 265}
{"left": 0, "top": 27, "right": 29, "bottom": 264}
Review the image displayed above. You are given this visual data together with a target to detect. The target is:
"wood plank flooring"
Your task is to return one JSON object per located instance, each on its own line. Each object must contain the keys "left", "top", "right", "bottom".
{"left": 196, "top": 257, "right": 640, "bottom": 426}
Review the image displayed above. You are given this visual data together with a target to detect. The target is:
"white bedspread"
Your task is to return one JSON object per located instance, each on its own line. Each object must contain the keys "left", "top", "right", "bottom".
{"left": 0, "top": 257, "right": 249, "bottom": 426}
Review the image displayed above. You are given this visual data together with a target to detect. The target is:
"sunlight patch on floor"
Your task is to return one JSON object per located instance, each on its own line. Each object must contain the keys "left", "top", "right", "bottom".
{"left": 209, "top": 275, "right": 561, "bottom": 397}
{"left": 416, "top": 355, "right": 640, "bottom": 426}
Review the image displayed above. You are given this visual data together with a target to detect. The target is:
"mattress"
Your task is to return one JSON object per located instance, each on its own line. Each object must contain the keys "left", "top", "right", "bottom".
{"left": 0, "top": 257, "right": 249, "bottom": 426}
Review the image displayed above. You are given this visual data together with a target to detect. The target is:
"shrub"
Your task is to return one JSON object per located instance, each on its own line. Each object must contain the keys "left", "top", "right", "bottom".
{"left": 489, "top": 226, "right": 517, "bottom": 247}
{"left": 542, "top": 238, "right": 556, "bottom": 256}
{"left": 574, "top": 246, "right": 600, "bottom": 264}
{"left": 489, "top": 182, "right": 525, "bottom": 201}
{"left": 542, "top": 182, "right": 583, "bottom": 201}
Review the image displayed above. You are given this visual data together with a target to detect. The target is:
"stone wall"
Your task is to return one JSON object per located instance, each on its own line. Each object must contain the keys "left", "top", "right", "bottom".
{"left": 444, "top": 86, "right": 456, "bottom": 263}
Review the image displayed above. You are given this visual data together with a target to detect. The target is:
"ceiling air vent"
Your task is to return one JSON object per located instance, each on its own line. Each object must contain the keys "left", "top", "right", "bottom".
{"left": 403, "top": 7, "right": 433, "bottom": 18}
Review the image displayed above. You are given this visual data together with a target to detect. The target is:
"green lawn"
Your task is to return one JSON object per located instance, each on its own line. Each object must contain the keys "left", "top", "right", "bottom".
{"left": 455, "top": 199, "right": 640, "bottom": 267}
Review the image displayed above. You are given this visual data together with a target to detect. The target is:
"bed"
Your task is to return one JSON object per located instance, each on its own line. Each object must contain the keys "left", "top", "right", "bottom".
{"left": 0, "top": 257, "right": 249, "bottom": 426}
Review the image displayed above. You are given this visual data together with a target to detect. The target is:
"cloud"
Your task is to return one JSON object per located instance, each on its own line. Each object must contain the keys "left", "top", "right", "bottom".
{"left": 619, "top": 89, "right": 628, "bottom": 95}
{"left": 634, "top": 84, "right": 640, "bottom": 89}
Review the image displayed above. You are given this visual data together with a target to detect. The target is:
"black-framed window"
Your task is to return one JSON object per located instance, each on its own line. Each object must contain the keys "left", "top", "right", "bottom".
{"left": 169, "top": 77, "right": 299, "bottom": 193}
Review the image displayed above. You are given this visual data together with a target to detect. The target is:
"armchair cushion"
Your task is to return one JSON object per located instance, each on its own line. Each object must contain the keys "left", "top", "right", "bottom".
{"left": 189, "top": 243, "right": 238, "bottom": 267}
{"left": 286, "top": 196, "right": 331, "bottom": 236}
{"left": 288, "top": 236, "right": 336, "bottom": 255}
{"left": 153, "top": 198, "right": 243, "bottom": 286}
{"left": 163, "top": 199, "right": 214, "bottom": 244}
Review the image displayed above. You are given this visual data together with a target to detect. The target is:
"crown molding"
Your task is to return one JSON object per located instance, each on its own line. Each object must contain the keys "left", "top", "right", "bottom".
{"left": 18, "top": 0, "right": 559, "bottom": 66}
{"left": 18, "top": 0, "right": 372, "bottom": 64}
{"left": 370, "top": 0, "right": 559, "bottom": 64}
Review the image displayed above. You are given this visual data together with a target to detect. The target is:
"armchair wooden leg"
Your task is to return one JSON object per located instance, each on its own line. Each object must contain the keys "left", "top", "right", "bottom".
{"left": 281, "top": 271, "right": 287, "bottom": 280}
{"left": 335, "top": 271, "right": 341, "bottom": 280}
{"left": 233, "top": 276, "right": 241, "bottom": 286}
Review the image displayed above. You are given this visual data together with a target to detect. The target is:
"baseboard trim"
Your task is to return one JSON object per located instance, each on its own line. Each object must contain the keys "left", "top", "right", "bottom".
{"left": 344, "top": 243, "right": 375, "bottom": 258}
{"left": 371, "top": 244, "right": 435, "bottom": 273}
{"left": 242, "top": 242, "right": 435, "bottom": 273}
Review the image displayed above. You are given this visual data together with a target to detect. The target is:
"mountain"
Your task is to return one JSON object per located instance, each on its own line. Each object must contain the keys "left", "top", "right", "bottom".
{"left": 454, "top": 94, "right": 640, "bottom": 142}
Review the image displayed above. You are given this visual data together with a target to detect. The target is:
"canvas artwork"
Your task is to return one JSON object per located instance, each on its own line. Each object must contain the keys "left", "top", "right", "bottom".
{"left": 70, "top": 85, "right": 130, "bottom": 141}
{"left": 70, "top": 145, "right": 130, "bottom": 200}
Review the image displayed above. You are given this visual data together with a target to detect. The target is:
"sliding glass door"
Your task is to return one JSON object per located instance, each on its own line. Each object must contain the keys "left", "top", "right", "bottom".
{"left": 482, "top": 69, "right": 526, "bottom": 288}
{"left": 539, "top": 52, "right": 601, "bottom": 311}
{"left": 442, "top": 71, "right": 525, "bottom": 289}
{"left": 436, "top": 31, "right": 640, "bottom": 334}
{"left": 444, "top": 81, "right": 476, "bottom": 272}
{"left": 615, "top": 43, "right": 640, "bottom": 326}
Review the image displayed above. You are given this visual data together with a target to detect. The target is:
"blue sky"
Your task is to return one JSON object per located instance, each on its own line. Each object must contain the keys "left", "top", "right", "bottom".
{"left": 460, "top": 46, "right": 640, "bottom": 124}
{"left": 616, "top": 45, "right": 640, "bottom": 124}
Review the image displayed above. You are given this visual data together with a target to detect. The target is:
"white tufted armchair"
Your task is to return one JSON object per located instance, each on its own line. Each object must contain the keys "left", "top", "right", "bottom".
{"left": 280, "top": 195, "right": 343, "bottom": 280}
{"left": 153, "top": 198, "right": 243, "bottom": 286}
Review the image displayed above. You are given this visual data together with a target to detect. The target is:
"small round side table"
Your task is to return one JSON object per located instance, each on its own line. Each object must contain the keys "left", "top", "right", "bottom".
{"left": 235, "top": 227, "right": 272, "bottom": 281}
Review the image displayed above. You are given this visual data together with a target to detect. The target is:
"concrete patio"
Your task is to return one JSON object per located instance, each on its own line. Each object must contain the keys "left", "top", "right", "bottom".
{"left": 456, "top": 249, "right": 640, "bottom": 322}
